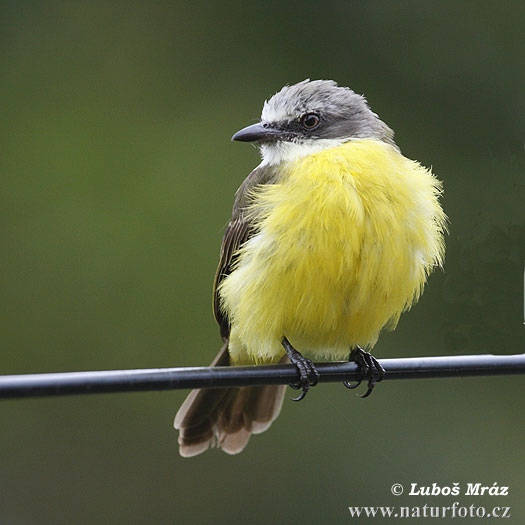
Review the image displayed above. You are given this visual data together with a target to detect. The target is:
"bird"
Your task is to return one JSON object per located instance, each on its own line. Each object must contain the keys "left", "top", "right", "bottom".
{"left": 174, "top": 79, "right": 447, "bottom": 457}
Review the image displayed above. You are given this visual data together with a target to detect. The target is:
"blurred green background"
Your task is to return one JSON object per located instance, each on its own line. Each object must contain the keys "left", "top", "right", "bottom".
{"left": 1, "top": 1, "right": 524, "bottom": 523}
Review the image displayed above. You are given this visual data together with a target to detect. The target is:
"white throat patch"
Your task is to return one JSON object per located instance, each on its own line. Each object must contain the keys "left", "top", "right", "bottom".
{"left": 260, "top": 138, "right": 345, "bottom": 166}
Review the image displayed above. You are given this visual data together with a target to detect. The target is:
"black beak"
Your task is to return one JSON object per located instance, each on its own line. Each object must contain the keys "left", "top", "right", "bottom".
{"left": 231, "top": 122, "right": 283, "bottom": 142}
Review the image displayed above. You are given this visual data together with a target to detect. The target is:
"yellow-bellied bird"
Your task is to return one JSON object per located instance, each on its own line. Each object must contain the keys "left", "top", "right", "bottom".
{"left": 175, "top": 80, "right": 447, "bottom": 457}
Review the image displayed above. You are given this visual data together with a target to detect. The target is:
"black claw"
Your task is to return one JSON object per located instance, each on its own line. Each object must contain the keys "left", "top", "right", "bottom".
{"left": 282, "top": 337, "right": 320, "bottom": 402}
{"left": 343, "top": 377, "right": 362, "bottom": 389}
{"left": 343, "top": 346, "right": 385, "bottom": 398}
{"left": 290, "top": 389, "right": 308, "bottom": 402}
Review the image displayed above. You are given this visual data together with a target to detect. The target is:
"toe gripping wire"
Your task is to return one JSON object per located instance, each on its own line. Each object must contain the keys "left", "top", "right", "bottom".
{"left": 281, "top": 337, "right": 320, "bottom": 402}
{"left": 344, "top": 346, "right": 385, "bottom": 398}
{"left": 282, "top": 339, "right": 385, "bottom": 401}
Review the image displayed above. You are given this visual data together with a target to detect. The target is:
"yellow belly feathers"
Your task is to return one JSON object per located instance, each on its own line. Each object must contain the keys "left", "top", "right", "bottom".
{"left": 219, "top": 139, "right": 446, "bottom": 364}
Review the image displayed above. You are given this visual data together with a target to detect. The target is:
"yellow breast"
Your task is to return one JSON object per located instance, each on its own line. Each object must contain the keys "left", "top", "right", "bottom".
{"left": 220, "top": 140, "right": 446, "bottom": 364}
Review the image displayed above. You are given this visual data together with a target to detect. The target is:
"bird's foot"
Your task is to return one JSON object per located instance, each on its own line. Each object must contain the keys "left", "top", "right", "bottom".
{"left": 344, "top": 346, "right": 385, "bottom": 398}
{"left": 282, "top": 337, "right": 320, "bottom": 402}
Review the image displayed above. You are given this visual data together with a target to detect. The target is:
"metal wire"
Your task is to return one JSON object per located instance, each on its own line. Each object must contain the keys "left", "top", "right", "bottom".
{"left": 0, "top": 353, "right": 524, "bottom": 399}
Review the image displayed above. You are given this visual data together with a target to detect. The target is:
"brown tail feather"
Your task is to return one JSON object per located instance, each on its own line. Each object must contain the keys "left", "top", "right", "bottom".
{"left": 174, "top": 341, "right": 286, "bottom": 457}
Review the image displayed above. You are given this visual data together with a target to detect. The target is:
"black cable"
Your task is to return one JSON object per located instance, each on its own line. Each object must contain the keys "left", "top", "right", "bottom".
{"left": 0, "top": 353, "right": 524, "bottom": 399}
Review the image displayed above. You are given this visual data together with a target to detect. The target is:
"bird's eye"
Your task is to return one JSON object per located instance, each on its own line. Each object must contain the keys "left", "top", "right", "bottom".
{"left": 300, "top": 113, "right": 320, "bottom": 130}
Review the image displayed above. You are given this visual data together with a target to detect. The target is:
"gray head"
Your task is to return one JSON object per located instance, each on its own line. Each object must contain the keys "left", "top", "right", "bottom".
{"left": 232, "top": 79, "right": 396, "bottom": 165}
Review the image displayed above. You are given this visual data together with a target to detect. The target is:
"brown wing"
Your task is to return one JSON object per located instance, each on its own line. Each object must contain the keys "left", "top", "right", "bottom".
{"left": 212, "top": 215, "right": 253, "bottom": 340}
{"left": 212, "top": 165, "right": 279, "bottom": 340}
